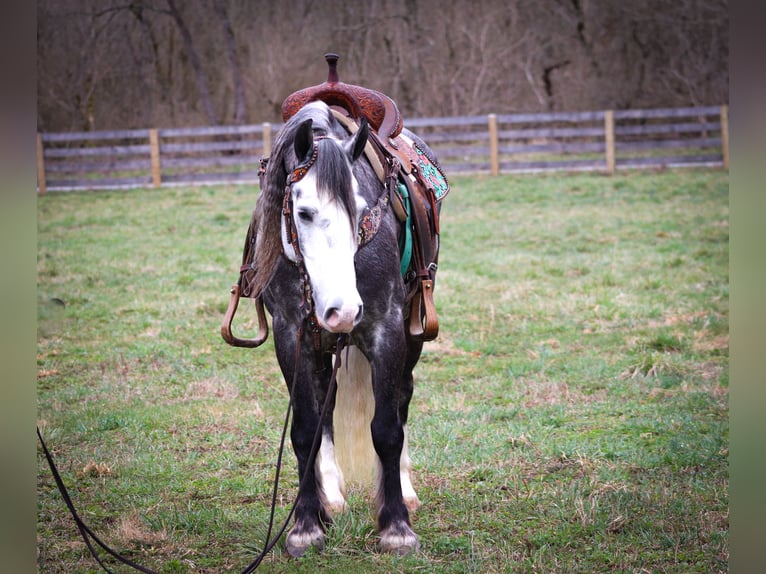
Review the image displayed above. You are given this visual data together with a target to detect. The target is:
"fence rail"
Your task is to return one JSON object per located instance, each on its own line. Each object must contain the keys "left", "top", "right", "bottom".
{"left": 36, "top": 105, "right": 728, "bottom": 193}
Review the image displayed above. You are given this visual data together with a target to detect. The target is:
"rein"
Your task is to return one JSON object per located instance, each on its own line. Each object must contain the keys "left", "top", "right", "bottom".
{"left": 36, "top": 426, "right": 157, "bottom": 574}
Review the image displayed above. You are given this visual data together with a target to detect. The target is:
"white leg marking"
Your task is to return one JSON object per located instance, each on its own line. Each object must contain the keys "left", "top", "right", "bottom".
{"left": 316, "top": 432, "right": 347, "bottom": 515}
{"left": 375, "top": 454, "right": 384, "bottom": 513}
{"left": 374, "top": 427, "right": 420, "bottom": 514}
{"left": 400, "top": 426, "right": 421, "bottom": 512}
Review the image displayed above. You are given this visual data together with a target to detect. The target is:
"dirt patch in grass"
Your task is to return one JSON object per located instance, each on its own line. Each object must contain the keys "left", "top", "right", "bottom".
{"left": 114, "top": 512, "right": 168, "bottom": 547}
{"left": 423, "top": 336, "right": 481, "bottom": 357}
{"left": 518, "top": 377, "right": 607, "bottom": 408}
{"left": 185, "top": 377, "right": 240, "bottom": 401}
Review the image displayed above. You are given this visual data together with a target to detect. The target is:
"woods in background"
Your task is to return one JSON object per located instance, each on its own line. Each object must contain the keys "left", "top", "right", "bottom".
{"left": 37, "top": 0, "right": 728, "bottom": 132}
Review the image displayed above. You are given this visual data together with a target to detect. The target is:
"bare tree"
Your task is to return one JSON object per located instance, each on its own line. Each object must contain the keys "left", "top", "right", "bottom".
{"left": 37, "top": 1, "right": 121, "bottom": 131}
{"left": 36, "top": 0, "right": 729, "bottom": 131}
{"left": 210, "top": 0, "right": 247, "bottom": 124}
{"left": 165, "top": 0, "right": 219, "bottom": 125}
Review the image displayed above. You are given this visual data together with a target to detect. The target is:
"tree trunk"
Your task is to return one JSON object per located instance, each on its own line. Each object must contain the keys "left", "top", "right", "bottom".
{"left": 211, "top": 0, "right": 247, "bottom": 124}
{"left": 165, "top": 0, "right": 219, "bottom": 125}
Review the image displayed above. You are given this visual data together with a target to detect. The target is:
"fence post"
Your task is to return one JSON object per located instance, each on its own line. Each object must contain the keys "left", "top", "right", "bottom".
{"left": 262, "top": 122, "right": 272, "bottom": 158}
{"left": 149, "top": 128, "right": 161, "bottom": 188}
{"left": 720, "top": 104, "right": 729, "bottom": 170}
{"left": 604, "top": 110, "right": 615, "bottom": 175}
{"left": 488, "top": 113, "right": 499, "bottom": 176}
{"left": 37, "top": 133, "right": 47, "bottom": 194}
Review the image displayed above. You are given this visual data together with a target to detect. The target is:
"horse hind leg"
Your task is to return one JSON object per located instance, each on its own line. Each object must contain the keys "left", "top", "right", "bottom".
{"left": 372, "top": 417, "right": 420, "bottom": 555}
{"left": 316, "top": 430, "right": 348, "bottom": 515}
{"left": 399, "top": 426, "right": 420, "bottom": 513}
{"left": 287, "top": 431, "right": 346, "bottom": 557}
{"left": 397, "top": 340, "right": 422, "bottom": 514}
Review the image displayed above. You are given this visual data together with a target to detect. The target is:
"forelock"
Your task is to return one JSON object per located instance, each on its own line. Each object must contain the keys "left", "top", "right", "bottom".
{"left": 312, "top": 138, "right": 357, "bottom": 224}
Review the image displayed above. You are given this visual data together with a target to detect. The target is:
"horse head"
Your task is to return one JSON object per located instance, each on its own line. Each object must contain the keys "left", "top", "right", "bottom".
{"left": 283, "top": 112, "right": 370, "bottom": 333}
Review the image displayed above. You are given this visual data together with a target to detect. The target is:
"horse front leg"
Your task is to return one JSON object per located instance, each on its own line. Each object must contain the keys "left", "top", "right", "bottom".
{"left": 274, "top": 334, "right": 332, "bottom": 557}
{"left": 286, "top": 416, "right": 327, "bottom": 557}
{"left": 370, "top": 339, "right": 420, "bottom": 555}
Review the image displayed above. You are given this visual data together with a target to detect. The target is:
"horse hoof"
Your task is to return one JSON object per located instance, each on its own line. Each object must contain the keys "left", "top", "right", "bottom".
{"left": 379, "top": 524, "right": 420, "bottom": 556}
{"left": 286, "top": 525, "right": 325, "bottom": 558}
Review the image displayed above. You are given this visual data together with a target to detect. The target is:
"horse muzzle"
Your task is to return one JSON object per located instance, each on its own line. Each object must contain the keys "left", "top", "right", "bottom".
{"left": 320, "top": 299, "right": 363, "bottom": 333}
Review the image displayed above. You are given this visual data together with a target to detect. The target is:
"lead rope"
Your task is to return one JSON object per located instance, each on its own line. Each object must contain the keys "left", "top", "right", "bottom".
{"left": 37, "top": 329, "right": 349, "bottom": 573}
{"left": 36, "top": 426, "right": 158, "bottom": 574}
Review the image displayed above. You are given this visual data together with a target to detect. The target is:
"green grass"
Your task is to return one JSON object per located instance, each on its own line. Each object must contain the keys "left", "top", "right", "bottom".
{"left": 37, "top": 169, "right": 728, "bottom": 573}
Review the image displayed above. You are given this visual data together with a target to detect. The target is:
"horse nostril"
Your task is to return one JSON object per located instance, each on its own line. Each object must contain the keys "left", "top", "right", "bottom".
{"left": 324, "top": 307, "right": 340, "bottom": 323}
{"left": 355, "top": 304, "right": 364, "bottom": 324}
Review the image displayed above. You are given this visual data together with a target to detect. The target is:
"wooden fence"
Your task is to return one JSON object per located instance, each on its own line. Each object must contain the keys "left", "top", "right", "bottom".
{"left": 36, "top": 105, "right": 728, "bottom": 193}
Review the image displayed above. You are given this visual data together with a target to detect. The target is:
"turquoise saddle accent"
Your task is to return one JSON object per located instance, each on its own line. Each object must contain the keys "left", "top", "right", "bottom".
{"left": 397, "top": 182, "right": 413, "bottom": 277}
{"left": 415, "top": 145, "right": 450, "bottom": 201}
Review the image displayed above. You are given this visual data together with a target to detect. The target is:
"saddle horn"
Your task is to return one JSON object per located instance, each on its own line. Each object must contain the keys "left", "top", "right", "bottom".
{"left": 281, "top": 53, "right": 403, "bottom": 141}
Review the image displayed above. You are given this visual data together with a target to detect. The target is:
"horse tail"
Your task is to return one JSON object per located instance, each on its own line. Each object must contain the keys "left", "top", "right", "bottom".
{"left": 333, "top": 345, "right": 377, "bottom": 485}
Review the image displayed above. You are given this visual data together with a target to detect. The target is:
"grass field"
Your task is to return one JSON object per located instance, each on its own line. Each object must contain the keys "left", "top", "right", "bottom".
{"left": 37, "top": 169, "right": 729, "bottom": 573}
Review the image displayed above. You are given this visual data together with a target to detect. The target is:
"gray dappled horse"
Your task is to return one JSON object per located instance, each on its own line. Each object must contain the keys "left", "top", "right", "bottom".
{"left": 246, "top": 100, "right": 443, "bottom": 556}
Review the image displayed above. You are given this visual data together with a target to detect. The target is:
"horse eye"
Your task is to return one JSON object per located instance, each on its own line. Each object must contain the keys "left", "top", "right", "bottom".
{"left": 297, "top": 209, "right": 314, "bottom": 223}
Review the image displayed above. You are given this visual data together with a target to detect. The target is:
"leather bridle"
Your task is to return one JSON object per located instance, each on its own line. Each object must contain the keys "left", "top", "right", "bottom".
{"left": 281, "top": 135, "right": 391, "bottom": 349}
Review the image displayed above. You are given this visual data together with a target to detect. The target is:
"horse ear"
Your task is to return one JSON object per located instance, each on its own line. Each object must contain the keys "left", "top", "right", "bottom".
{"left": 347, "top": 118, "right": 369, "bottom": 163}
{"left": 294, "top": 118, "right": 314, "bottom": 162}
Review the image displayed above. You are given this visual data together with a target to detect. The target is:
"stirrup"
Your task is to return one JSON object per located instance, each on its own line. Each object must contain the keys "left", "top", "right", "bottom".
{"left": 221, "top": 285, "right": 269, "bottom": 348}
{"left": 408, "top": 279, "right": 439, "bottom": 341}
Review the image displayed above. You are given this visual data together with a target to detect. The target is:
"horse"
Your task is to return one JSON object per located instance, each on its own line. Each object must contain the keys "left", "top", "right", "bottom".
{"left": 244, "top": 99, "right": 444, "bottom": 557}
